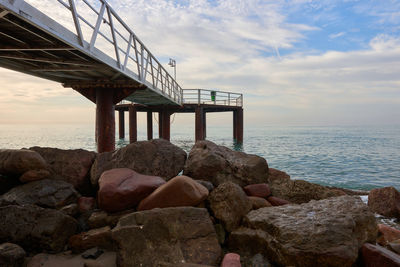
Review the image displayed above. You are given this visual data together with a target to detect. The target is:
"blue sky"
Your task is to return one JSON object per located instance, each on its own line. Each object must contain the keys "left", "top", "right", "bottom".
{"left": 0, "top": 0, "right": 399, "bottom": 126}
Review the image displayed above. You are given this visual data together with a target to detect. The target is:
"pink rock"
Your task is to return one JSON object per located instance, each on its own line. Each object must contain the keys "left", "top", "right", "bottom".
{"left": 378, "top": 224, "right": 400, "bottom": 246}
{"left": 19, "top": 169, "right": 50, "bottom": 183}
{"left": 243, "top": 184, "right": 271, "bottom": 198}
{"left": 98, "top": 168, "right": 165, "bottom": 212}
{"left": 221, "top": 253, "right": 241, "bottom": 267}
{"left": 362, "top": 243, "right": 400, "bottom": 267}
{"left": 368, "top": 187, "right": 400, "bottom": 218}
{"left": 267, "top": 196, "right": 290, "bottom": 206}
{"left": 137, "top": 175, "right": 209, "bottom": 211}
{"left": 78, "top": 197, "right": 96, "bottom": 213}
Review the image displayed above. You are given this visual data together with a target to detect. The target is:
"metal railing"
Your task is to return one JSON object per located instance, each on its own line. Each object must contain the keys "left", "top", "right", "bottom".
{"left": 182, "top": 89, "right": 243, "bottom": 107}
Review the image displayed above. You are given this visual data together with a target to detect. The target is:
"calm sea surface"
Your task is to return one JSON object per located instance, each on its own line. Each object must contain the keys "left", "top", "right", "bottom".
{"left": 0, "top": 124, "right": 399, "bottom": 191}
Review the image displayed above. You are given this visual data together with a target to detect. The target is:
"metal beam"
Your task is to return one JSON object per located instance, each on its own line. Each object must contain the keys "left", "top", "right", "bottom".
{"left": 0, "top": 11, "right": 9, "bottom": 19}
{"left": 0, "top": 45, "right": 75, "bottom": 51}
{"left": 0, "top": 54, "right": 97, "bottom": 66}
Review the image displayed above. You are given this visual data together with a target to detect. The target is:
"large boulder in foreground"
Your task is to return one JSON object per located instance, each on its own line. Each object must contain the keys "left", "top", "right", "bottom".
{"left": 91, "top": 139, "right": 186, "bottom": 186}
{"left": 229, "top": 195, "right": 377, "bottom": 267}
{"left": 0, "top": 205, "right": 77, "bottom": 253}
{"left": 30, "top": 147, "right": 96, "bottom": 193}
{"left": 112, "top": 207, "right": 221, "bottom": 266}
{"left": 183, "top": 140, "right": 268, "bottom": 187}
{"left": 98, "top": 168, "right": 165, "bottom": 212}
{"left": 0, "top": 179, "right": 79, "bottom": 209}
{"left": 368, "top": 186, "right": 400, "bottom": 218}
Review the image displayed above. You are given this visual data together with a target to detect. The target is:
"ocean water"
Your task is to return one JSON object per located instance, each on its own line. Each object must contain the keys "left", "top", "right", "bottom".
{"left": 0, "top": 124, "right": 399, "bottom": 191}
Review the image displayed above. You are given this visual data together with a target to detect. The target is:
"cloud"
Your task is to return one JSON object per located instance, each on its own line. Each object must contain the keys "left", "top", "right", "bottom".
{"left": 329, "top": 32, "right": 345, "bottom": 39}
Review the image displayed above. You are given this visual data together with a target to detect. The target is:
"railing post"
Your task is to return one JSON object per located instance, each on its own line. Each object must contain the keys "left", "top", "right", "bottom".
{"left": 228, "top": 93, "right": 230, "bottom": 106}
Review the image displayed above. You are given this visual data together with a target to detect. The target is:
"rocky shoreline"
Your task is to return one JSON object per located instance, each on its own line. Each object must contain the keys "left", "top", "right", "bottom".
{"left": 0, "top": 139, "right": 400, "bottom": 266}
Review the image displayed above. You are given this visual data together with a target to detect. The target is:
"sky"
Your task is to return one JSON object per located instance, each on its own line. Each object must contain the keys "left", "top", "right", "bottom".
{"left": 0, "top": 0, "right": 400, "bottom": 127}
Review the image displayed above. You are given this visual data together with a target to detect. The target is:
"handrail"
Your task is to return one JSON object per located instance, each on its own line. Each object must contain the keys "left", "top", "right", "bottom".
{"left": 182, "top": 89, "right": 243, "bottom": 107}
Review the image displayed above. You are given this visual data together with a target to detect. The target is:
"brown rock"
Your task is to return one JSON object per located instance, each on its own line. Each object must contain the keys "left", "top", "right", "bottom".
{"left": 221, "top": 253, "right": 241, "bottom": 267}
{"left": 208, "top": 182, "right": 252, "bottom": 232}
{"left": 378, "top": 224, "right": 400, "bottom": 246}
{"left": 388, "top": 240, "right": 400, "bottom": 255}
{"left": 59, "top": 203, "right": 79, "bottom": 217}
{"left": 0, "top": 243, "right": 26, "bottom": 267}
{"left": 243, "top": 183, "right": 271, "bottom": 198}
{"left": 87, "top": 209, "right": 134, "bottom": 229}
{"left": 369, "top": 187, "right": 400, "bottom": 218}
{"left": 267, "top": 196, "right": 290, "bottom": 206}
{"left": 78, "top": 197, "right": 96, "bottom": 213}
{"left": 91, "top": 139, "right": 186, "bottom": 186}
{"left": 68, "top": 226, "right": 113, "bottom": 253}
{"left": 111, "top": 207, "right": 221, "bottom": 266}
{"left": 137, "top": 175, "right": 209, "bottom": 211}
{"left": 268, "top": 168, "right": 290, "bottom": 183}
{"left": 98, "top": 168, "right": 165, "bottom": 212}
{"left": 30, "top": 147, "right": 96, "bottom": 194}
{"left": 183, "top": 140, "right": 268, "bottom": 187}
{"left": 362, "top": 243, "right": 400, "bottom": 267}
{"left": 248, "top": 196, "right": 272, "bottom": 210}
{"left": 19, "top": 169, "right": 51, "bottom": 183}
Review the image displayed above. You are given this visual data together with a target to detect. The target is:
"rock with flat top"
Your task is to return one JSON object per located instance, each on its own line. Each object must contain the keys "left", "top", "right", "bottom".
{"left": 368, "top": 186, "right": 400, "bottom": 218}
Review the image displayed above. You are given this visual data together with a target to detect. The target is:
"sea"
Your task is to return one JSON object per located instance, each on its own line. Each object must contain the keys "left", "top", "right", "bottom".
{"left": 0, "top": 124, "right": 399, "bottom": 191}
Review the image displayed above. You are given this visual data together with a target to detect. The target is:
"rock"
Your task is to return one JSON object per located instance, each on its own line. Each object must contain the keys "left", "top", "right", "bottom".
{"left": 266, "top": 196, "right": 290, "bottom": 206}
{"left": 69, "top": 226, "right": 113, "bottom": 253}
{"left": 0, "top": 243, "right": 26, "bottom": 267}
{"left": 388, "top": 240, "right": 400, "bottom": 255}
{"left": 88, "top": 210, "right": 134, "bottom": 229}
{"left": 0, "top": 204, "right": 77, "bottom": 252}
{"left": 60, "top": 203, "right": 79, "bottom": 217}
{"left": 267, "top": 168, "right": 290, "bottom": 183}
{"left": 0, "top": 179, "right": 79, "bottom": 209}
{"left": 90, "top": 139, "right": 186, "bottom": 186}
{"left": 369, "top": 187, "right": 400, "bottom": 218}
{"left": 244, "top": 183, "right": 271, "bottom": 198}
{"left": 214, "top": 224, "right": 226, "bottom": 245}
{"left": 248, "top": 196, "right": 272, "bottom": 210}
{"left": 362, "top": 243, "right": 400, "bottom": 267}
{"left": 229, "top": 196, "right": 377, "bottom": 267}
{"left": 378, "top": 224, "right": 400, "bottom": 246}
{"left": 221, "top": 253, "right": 241, "bottom": 267}
{"left": 137, "top": 175, "right": 209, "bottom": 211}
{"left": 98, "top": 168, "right": 165, "bottom": 212}
{"left": 245, "top": 254, "right": 271, "bottom": 267}
{"left": 158, "top": 263, "right": 215, "bottom": 267}
{"left": 19, "top": 169, "right": 51, "bottom": 183}
{"left": 111, "top": 207, "right": 221, "bottom": 266}
{"left": 196, "top": 180, "right": 214, "bottom": 192}
{"left": 269, "top": 178, "right": 345, "bottom": 204}
{"left": 0, "top": 149, "right": 49, "bottom": 180}
{"left": 78, "top": 197, "right": 96, "bottom": 213}
{"left": 208, "top": 182, "right": 252, "bottom": 232}
{"left": 183, "top": 140, "right": 268, "bottom": 187}
{"left": 30, "top": 147, "right": 96, "bottom": 194}
{"left": 0, "top": 174, "right": 19, "bottom": 195}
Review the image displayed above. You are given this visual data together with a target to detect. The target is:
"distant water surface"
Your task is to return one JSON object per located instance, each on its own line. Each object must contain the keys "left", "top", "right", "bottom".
{"left": 0, "top": 124, "right": 399, "bottom": 191}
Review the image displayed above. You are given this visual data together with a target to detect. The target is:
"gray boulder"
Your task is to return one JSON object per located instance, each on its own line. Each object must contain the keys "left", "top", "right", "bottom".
{"left": 91, "top": 139, "right": 186, "bottom": 186}
{"left": 183, "top": 140, "right": 268, "bottom": 187}
{"left": 111, "top": 207, "right": 221, "bottom": 266}
{"left": 229, "top": 195, "right": 377, "bottom": 267}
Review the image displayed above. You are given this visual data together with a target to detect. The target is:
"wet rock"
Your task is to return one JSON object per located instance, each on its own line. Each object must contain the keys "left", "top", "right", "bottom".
{"left": 248, "top": 196, "right": 272, "bottom": 210}
{"left": 362, "top": 243, "right": 400, "bottom": 267}
{"left": 87, "top": 209, "right": 134, "bottom": 229}
{"left": 266, "top": 196, "right": 290, "bottom": 206}
{"left": 91, "top": 139, "right": 186, "bottom": 186}
{"left": 98, "top": 168, "right": 165, "bottom": 212}
{"left": 244, "top": 183, "right": 271, "bottom": 198}
{"left": 30, "top": 147, "right": 96, "bottom": 194}
{"left": 229, "top": 196, "right": 377, "bottom": 267}
{"left": 0, "top": 179, "right": 79, "bottom": 209}
{"left": 69, "top": 226, "right": 113, "bottom": 253}
{"left": 208, "top": 182, "right": 252, "bottom": 232}
{"left": 221, "top": 253, "right": 241, "bottom": 267}
{"left": 137, "top": 175, "right": 209, "bottom": 211}
{"left": 78, "top": 197, "right": 96, "bottom": 213}
{"left": 369, "top": 186, "right": 400, "bottom": 218}
{"left": 0, "top": 204, "right": 77, "bottom": 253}
{"left": 0, "top": 243, "right": 26, "bottom": 267}
{"left": 378, "top": 224, "right": 400, "bottom": 246}
{"left": 183, "top": 140, "right": 268, "bottom": 187}
{"left": 112, "top": 207, "right": 221, "bottom": 266}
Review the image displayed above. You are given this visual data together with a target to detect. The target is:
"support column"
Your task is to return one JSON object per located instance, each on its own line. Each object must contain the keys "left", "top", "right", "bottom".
{"left": 147, "top": 111, "right": 153, "bottom": 140}
{"left": 129, "top": 105, "right": 137, "bottom": 143}
{"left": 195, "top": 107, "right": 205, "bottom": 142}
{"left": 236, "top": 108, "right": 243, "bottom": 144}
{"left": 158, "top": 112, "right": 163, "bottom": 138}
{"left": 118, "top": 110, "right": 125, "bottom": 139}
{"left": 233, "top": 111, "right": 237, "bottom": 140}
{"left": 96, "top": 88, "right": 115, "bottom": 153}
{"left": 203, "top": 110, "right": 207, "bottom": 139}
{"left": 161, "top": 111, "right": 171, "bottom": 141}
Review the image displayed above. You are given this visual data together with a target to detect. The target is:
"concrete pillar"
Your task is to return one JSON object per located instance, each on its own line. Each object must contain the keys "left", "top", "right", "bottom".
{"left": 236, "top": 108, "right": 243, "bottom": 144}
{"left": 203, "top": 110, "right": 207, "bottom": 139}
{"left": 158, "top": 112, "right": 163, "bottom": 138}
{"left": 96, "top": 88, "right": 115, "bottom": 153}
{"left": 147, "top": 111, "right": 153, "bottom": 140}
{"left": 129, "top": 105, "right": 137, "bottom": 143}
{"left": 161, "top": 111, "right": 171, "bottom": 141}
{"left": 118, "top": 110, "right": 125, "bottom": 139}
{"left": 195, "top": 107, "right": 205, "bottom": 142}
{"left": 233, "top": 110, "right": 237, "bottom": 140}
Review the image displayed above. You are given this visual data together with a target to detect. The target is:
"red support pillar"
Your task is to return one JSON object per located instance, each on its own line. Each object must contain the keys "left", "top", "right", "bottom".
{"left": 161, "top": 111, "right": 171, "bottom": 141}
{"left": 96, "top": 88, "right": 115, "bottom": 153}
{"left": 147, "top": 111, "right": 153, "bottom": 140}
{"left": 233, "top": 110, "right": 237, "bottom": 141}
{"left": 158, "top": 112, "right": 163, "bottom": 138}
{"left": 118, "top": 110, "right": 125, "bottom": 139}
{"left": 236, "top": 108, "right": 243, "bottom": 144}
{"left": 129, "top": 105, "right": 137, "bottom": 143}
{"left": 195, "top": 106, "right": 205, "bottom": 142}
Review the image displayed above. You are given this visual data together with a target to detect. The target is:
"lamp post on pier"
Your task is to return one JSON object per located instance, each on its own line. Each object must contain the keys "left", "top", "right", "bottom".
{"left": 168, "top": 58, "right": 176, "bottom": 80}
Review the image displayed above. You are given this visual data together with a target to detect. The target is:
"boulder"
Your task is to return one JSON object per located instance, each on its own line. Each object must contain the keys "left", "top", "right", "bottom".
{"left": 362, "top": 243, "right": 400, "bottom": 266}
{"left": 0, "top": 179, "right": 79, "bottom": 209}
{"left": 0, "top": 205, "right": 77, "bottom": 252}
{"left": 91, "top": 139, "right": 186, "bottom": 186}
{"left": 68, "top": 226, "right": 113, "bottom": 253}
{"left": 243, "top": 183, "right": 271, "bottom": 198}
{"left": 196, "top": 180, "right": 214, "bottom": 192}
{"left": 368, "top": 187, "right": 400, "bottom": 218}
{"left": 266, "top": 196, "right": 290, "bottom": 206}
{"left": 0, "top": 243, "right": 26, "bottom": 267}
{"left": 248, "top": 196, "right": 272, "bottom": 210}
{"left": 137, "top": 175, "right": 209, "bottom": 211}
{"left": 183, "top": 140, "right": 268, "bottom": 187}
{"left": 98, "top": 168, "right": 165, "bottom": 212}
{"left": 229, "top": 196, "right": 377, "bottom": 267}
{"left": 88, "top": 209, "right": 134, "bottom": 229}
{"left": 0, "top": 149, "right": 49, "bottom": 180}
{"left": 377, "top": 224, "right": 400, "bottom": 246}
{"left": 388, "top": 240, "right": 400, "bottom": 255}
{"left": 267, "top": 168, "right": 290, "bottom": 183}
{"left": 30, "top": 147, "right": 96, "bottom": 194}
{"left": 78, "top": 197, "right": 96, "bottom": 213}
{"left": 111, "top": 207, "right": 221, "bottom": 266}
{"left": 208, "top": 182, "right": 252, "bottom": 232}
{"left": 221, "top": 253, "right": 241, "bottom": 267}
